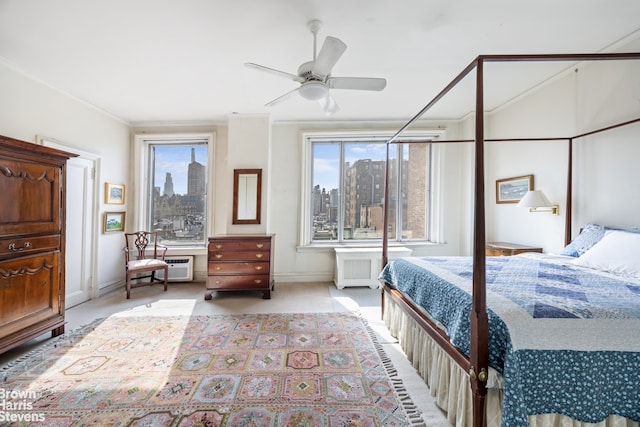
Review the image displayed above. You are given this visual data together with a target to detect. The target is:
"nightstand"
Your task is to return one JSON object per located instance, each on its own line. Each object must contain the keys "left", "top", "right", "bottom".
{"left": 485, "top": 242, "right": 543, "bottom": 256}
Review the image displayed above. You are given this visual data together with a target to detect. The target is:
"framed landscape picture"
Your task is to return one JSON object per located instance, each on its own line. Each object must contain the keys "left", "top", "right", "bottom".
{"left": 103, "top": 211, "right": 125, "bottom": 233}
{"left": 496, "top": 175, "right": 533, "bottom": 203}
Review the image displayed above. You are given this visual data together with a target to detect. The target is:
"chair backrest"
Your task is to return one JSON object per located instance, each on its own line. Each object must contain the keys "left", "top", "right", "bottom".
{"left": 124, "top": 231, "right": 161, "bottom": 260}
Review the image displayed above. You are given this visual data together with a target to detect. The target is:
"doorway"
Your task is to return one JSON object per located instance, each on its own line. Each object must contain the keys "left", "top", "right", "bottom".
{"left": 40, "top": 138, "right": 99, "bottom": 308}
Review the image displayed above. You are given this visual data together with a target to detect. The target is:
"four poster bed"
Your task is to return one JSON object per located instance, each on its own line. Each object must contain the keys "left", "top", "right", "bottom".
{"left": 378, "top": 53, "right": 640, "bottom": 427}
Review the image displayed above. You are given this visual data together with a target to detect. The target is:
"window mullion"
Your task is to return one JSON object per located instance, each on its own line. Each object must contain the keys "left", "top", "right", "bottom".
{"left": 148, "top": 146, "right": 156, "bottom": 232}
{"left": 395, "top": 144, "right": 402, "bottom": 241}
{"left": 338, "top": 142, "right": 345, "bottom": 242}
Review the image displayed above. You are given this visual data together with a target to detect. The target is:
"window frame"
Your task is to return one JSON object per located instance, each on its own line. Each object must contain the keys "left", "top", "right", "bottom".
{"left": 299, "top": 130, "right": 444, "bottom": 247}
{"left": 133, "top": 132, "right": 215, "bottom": 250}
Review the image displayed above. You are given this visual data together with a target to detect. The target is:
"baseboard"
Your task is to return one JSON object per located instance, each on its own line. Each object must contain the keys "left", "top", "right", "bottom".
{"left": 274, "top": 272, "right": 334, "bottom": 283}
{"left": 96, "top": 280, "right": 123, "bottom": 297}
{"left": 96, "top": 272, "right": 333, "bottom": 296}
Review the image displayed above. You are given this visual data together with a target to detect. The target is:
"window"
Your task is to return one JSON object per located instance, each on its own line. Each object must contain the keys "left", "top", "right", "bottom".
{"left": 303, "top": 131, "right": 440, "bottom": 245}
{"left": 134, "top": 133, "right": 213, "bottom": 247}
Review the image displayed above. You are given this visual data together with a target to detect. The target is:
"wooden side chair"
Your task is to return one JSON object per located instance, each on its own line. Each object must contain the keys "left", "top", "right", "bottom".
{"left": 123, "top": 231, "right": 169, "bottom": 299}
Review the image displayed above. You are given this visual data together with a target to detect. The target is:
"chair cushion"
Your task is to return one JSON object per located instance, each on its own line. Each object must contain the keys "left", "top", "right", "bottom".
{"left": 128, "top": 259, "right": 167, "bottom": 269}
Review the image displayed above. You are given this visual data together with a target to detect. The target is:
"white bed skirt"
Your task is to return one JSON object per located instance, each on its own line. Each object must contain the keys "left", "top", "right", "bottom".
{"left": 383, "top": 295, "right": 638, "bottom": 427}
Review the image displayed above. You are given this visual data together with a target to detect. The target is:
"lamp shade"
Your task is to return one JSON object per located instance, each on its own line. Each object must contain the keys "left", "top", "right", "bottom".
{"left": 517, "top": 190, "right": 552, "bottom": 208}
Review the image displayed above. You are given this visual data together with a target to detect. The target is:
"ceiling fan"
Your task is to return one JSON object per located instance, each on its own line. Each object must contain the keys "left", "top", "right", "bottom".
{"left": 245, "top": 20, "right": 387, "bottom": 115}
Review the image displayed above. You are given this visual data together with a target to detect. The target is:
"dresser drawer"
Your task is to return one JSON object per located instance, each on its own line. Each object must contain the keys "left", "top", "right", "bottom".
{"left": 208, "top": 261, "right": 270, "bottom": 275}
{"left": 209, "top": 250, "right": 270, "bottom": 262}
{"left": 0, "top": 235, "right": 60, "bottom": 259}
{"left": 208, "top": 239, "right": 271, "bottom": 252}
{"left": 207, "top": 274, "right": 271, "bottom": 289}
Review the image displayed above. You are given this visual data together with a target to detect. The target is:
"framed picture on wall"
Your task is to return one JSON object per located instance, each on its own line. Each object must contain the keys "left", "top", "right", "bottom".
{"left": 103, "top": 211, "right": 125, "bottom": 233}
{"left": 496, "top": 175, "right": 533, "bottom": 203}
{"left": 105, "top": 182, "right": 125, "bottom": 204}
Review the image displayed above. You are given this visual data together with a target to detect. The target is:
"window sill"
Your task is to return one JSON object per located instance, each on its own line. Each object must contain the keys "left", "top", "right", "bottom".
{"left": 296, "top": 241, "right": 441, "bottom": 253}
{"left": 162, "top": 246, "right": 208, "bottom": 257}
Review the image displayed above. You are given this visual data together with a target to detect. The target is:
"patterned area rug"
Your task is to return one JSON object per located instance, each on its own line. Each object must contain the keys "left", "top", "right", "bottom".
{"left": 1, "top": 312, "right": 424, "bottom": 426}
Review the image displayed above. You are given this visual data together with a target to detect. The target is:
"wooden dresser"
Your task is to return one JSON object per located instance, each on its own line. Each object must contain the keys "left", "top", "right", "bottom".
{"left": 0, "top": 135, "right": 75, "bottom": 354}
{"left": 206, "top": 235, "right": 274, "bottom": 300}
{"left": 485, "top": 241, "right": 543, "bottom": 256}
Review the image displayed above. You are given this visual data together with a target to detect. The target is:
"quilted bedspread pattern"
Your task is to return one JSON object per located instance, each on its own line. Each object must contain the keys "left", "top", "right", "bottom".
{"left": 379, "top": 254, "right": 640, "bottom": 426}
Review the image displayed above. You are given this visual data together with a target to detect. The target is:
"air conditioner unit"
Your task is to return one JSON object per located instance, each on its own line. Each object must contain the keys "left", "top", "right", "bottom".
{"left": 156, "top": 256, "right": 194, "bottom": 282}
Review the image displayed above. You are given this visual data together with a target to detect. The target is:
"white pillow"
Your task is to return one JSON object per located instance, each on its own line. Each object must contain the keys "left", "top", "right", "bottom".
{"left": 571, "top": 230, "right": 640, "bottom": 279}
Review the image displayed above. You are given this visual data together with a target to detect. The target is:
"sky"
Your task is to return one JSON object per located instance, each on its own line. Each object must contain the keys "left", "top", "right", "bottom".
{"left": 152, "top": 142, "right": 388, "bottom": 196}
{"left": 153, "top": 145, "right": 207, "bottom": 195}
{"left": 313, "top": 142, "right": 387, "bottom": 191}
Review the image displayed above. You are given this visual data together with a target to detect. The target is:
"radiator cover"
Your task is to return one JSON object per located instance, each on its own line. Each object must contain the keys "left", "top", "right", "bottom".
{"left": 334, "top": 247, "right": 412, "bottom": 289}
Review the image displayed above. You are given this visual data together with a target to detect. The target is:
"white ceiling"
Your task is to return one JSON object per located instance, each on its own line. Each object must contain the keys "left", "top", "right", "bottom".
{"left": 1, "top": 0, "right": 639, "bottom": 125}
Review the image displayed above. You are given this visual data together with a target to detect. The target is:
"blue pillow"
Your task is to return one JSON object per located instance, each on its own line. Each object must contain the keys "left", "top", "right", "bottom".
{"left": 560, "top": 223, "right": 606, "bottom": 257}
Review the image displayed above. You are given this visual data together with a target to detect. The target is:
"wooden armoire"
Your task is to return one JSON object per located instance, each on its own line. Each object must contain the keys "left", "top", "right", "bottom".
{"left": 0, "top": 134, "right": 76, "bottom": 354}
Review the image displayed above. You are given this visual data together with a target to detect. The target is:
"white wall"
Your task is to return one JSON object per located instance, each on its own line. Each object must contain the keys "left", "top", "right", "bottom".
{"left": 0, "top": 54, "right": 505, "bottom": 291}
{"left": 135, "top": 118, "right": 473, "bottom": 284}
{"left": 484, "top": 73, "right": 573, "bottom": 252}
{"left": 0, "top": 60, "right": 131, "bottom": 293}
{"left": 268, "top": 120, "right": 470, "bottom": 283}
{"left": 486, "top": 47, "right": 640, "bottom": 253}
{"left": 4, "top": 41, "right": 637, "bottom": 294}
{"left": 226, "top": 114, "right": 272, "bottom": 234}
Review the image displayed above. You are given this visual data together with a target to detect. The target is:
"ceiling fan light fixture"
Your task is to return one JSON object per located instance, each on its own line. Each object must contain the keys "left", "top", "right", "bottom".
{"left": 298, "top": 81, "right": 328, "bottom": 101}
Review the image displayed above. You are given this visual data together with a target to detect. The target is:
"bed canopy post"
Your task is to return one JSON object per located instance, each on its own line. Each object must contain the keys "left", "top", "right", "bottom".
{"left": 382, "top": 141, "right": 391, "bottom": 268}
{"left": 381, "top": 140, "right": 391, "bottom": 320}
{"left": 379, "top": 53, "right": 640, "bottom": 427}
{"left": 565, "top": 138, "right": 574, "bottom": 246}
{"left": 470, "top": 57, "right": 489, "bottom": 427}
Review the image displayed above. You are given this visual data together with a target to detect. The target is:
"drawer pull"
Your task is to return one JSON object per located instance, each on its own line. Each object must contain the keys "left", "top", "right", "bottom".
{"left": 255, "top": 253, "right": 263, "bottom": 259}
{"left": 254, "top": 279, "right": 263, "bottom": 284}
{"left": 254, "top": 266, "right": 262, "bottom": 271}
{"left": 256, "top": 243, "right": 264, "bottom": 248}
{"left": 215, "top": 280, "right": 221, "bottom": 284}
{"left": 8, "top": 241, "right": 31, "bottom": 252}
{"left": 215, "top": 266, "right": 221, "bottom": 270}
{"left": 215, "top": 254, "right": 223, "bottom": 259}
{"left": 215, "top": 244, "right": 223, "bottom": 249}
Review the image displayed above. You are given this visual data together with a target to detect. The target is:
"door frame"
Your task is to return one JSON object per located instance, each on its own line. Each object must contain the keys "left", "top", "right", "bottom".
{"left": 38, "top": 136, "right": 101, "bottom": 303}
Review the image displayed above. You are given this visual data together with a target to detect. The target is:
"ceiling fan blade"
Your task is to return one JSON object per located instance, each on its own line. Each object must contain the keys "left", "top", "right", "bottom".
{"left": 265, "top": 87, "right": 299, "bottom": 107}
{"left": 245, "top": 62, "right": 305, "bottom": 83}
{"left": 327, "top": 76, "right": 387, "bottom": 91}
{"left": 312, "top": 36, "right": 347, "bottom": 78}
{"left": 319, "top": 94, "right": 339, "bottom": 116}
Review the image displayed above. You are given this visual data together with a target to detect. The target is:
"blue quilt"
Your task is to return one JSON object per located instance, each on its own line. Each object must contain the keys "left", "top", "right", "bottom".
{"left": 379, "top": 254, "right": 640, "bottom": 427}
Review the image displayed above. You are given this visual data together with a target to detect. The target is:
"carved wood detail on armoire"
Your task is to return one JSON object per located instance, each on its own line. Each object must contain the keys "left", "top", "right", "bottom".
{"left": 0, "top": 134, "right": 76, "bottom": 354}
